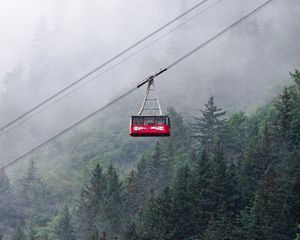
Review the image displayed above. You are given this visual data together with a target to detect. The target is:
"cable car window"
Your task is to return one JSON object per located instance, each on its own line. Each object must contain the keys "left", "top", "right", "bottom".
{"left": 156, "top": 116, "right": 166, "bottom": 124}
{"left": 167, "top": 117, "right": 170, "bottom": 126}
{"left": 144, "top": 117, "right": 155, "bottom": 125}
{"left": 132, "top": 117, "right": 136, "bottom": 124}
{"left": 132, "top": 117, "right": 143, "bottom": 125}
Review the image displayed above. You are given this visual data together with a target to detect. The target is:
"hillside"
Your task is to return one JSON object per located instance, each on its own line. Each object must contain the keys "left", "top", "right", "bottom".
{"left": 1, "top": 70, "right": 300, "bottom": 239}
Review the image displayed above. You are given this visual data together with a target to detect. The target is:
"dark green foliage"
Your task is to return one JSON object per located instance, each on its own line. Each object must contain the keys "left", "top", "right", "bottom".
{"left": 296, "top": 224, "right": 300, "bottom": 240}
{"left": 0, "top": 170, "right": 19, "bottom": 235}
{"left": 188, "top": 149, "right": 212, "bottom": 234}
{"left": 9, "top": 223, "right": 25, "bottom": 240}
{"left": 54, "top": 207, "right": 75, "bottom": 240}
{"left": 123, "top": 222, "right": 139, "bottom": 240}
{"left": 141, "top": 187, "right": 175, "bottom": 240}
{"left": 275, "top": 87, "right": 296, "bottom": 149}
{"left": 227, "top": 111, "right": 249, "bottom": 157}
{"left": 103, "top": 164, "right": 123, "bottom": 236}
{"left": 290, "top": 69, "right": 300, "bottom": 88}
{"left": 172, "top": 165, "right": 193, "bottom": 239}
{"left": 2, "top": 70, "right": 300, "bottom": 240}
{"left": 193, "top": 96, "right": 227, "bottom": 153}
{"left": 166, "top": 107, "right": 191, "bottom": 149}
{"left": 76, "top": 164, "right": 106, "bottom": 238}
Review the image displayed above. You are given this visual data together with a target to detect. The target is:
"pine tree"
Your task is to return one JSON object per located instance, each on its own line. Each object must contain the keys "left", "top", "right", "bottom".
{"left": 104, "top": 164, "right": 123, "bottom": 236}
{"left": 275, "top": 87, "right": 295, "bottom": 148}
{"left": 203, "top": 208, "right": 237, "bottom": 240}
{"left": 239, "top": 164, "right": 292, "bottom": 240}
{"left": 276, "top": 150, "right": 300, "bottom": 239}
{"left": 227, "top": 111, "right": 249, "bottom": 158}
{"left": 125, "top": 170, "right": 139, "bottom": 215}
{"left": 135, "top": 156, "right": 148, "bottom": 203}
{"left": 55, "top": 206, "right": 75, "bottom": 240}
{"left": 139, "top": 189, "right": 158, "bottom": 239}
{"left": 188, "top": 149, "right": 212, "bottom": 236}
{"left": 122, "top": 221, "right": 139, "bottom": 240}
{"left": 166, "top": 107, "right": 190, "bottom": 149}
{"left": 172, "top": 165, "right": 193, "bottom": 239}
{"left": 124, "top": 169, "right": 148, "bottom": 227}
{"left": 209, "top": 142, "right": 228, "bottom": 214}
{"left": 290, "top": 69, "right": 300, "bottom": 88}
{"left": 90, "top": 231, "right": 99, "bottom": 240}
{"left": 0, "top": 169, "right": 19, "bottom": 235}
{"left": 99, "top": 231, "right": 107, "bottom": 240}
{"left": 238, "top": 124, "right": 276, "bottom": 208}
{"left": 289, "top": 69, "right": 300, "bottom": 146}
{"left": 21, "top": 159, "right": 39, "bottom": 207}
{"left": 295, "top": 225, "right": 300, "bottom": 240}
{"left": 147, "top": 142, "right": 172, "bottom": 193}
{"left": 25, "top": 223, "right": 36, "bottom": 240}
{"left": 76, "top": 164, "right": 106, "bottom": 239}
{"left": 204, "top": 142, "right": 237, "bottom": 239}
{"left": 143, "top": 187, "right": 175, "bottom": 240}
{"left": 193, "top": 96, "right": 227, "bottom": 153}
{"left": 9, "top": 223, "right": 25, "bottom": 240}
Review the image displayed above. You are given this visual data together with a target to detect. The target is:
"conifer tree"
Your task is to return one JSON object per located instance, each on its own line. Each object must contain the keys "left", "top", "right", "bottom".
{"left": 9, "top": 223, "right": 25, "bottom": 240}
{"left": 188, "top": 149, "right": 212, "bottom": 235}
{"left": 76, "top": 164, "right": 106, "bottom": 239}
{"left": 55, "top": 206, "right": 75, "bottom": 240}
{"left": 90, "top": 231, "right": 99, "bottom": 240}
{"left": 166, "top": 107, "right": 190, "bottom": 148}
{"left": 295, "top": 225, "right": 300, "bottom": 240}
{"left": 147, "top": 142, "right": 172, "bottom": 193}
{"left": 0, "top": 170, "right": 19, "bottom": 235}
{"left": 275, "top": 87, "right": 295, "bottom": 148}
{"left": 139, "top": 189, "right": 158, "bottom": 239}
{"left": 172, "top": 165, "right": 193, "bottom": 239}
{"left": 25, "top": 223, "right": 36, "bottom": 240}
{"left": 21, "top": 159, "right": 39, "bottom": 208}
{"left": 142, "top": 187, "right": 175, "bottom": 240}
{"left": 193, "top": 96, "right": 227, "bottom": 153}
{"left": 289, "top": 69, "right": 300, "bottom": 146}
{"left": 124, "top": 170, "right": 142, "bottom": 219}
{"left": 135, "top": 156, "right": 148, "bottom": 203}
{"left": 122, "top": 222, "right": 139, "bottom": 240}
{"left": 104, "top": 164, "right": 123, "bottom": 236}
{"left": 227, "top": 111, "right": 249, "bottom": 157}
{"left": 290, "top": 69, "right": 300, "bottom": 88}
{"left": 238, "top": 124, "right": 276, "bottom": 208}
{"left": 209, "top": 142, "right": 228, "bottom": 214}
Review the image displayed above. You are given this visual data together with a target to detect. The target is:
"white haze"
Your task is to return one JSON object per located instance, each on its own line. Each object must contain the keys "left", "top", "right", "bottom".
{"left": 0, "top": 0, "right": 300, "bottom": 169}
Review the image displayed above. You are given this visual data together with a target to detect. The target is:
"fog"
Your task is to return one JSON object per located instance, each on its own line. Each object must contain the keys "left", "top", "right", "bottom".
{"left": 1, "top": 0, "right": 300, "bottom": 170}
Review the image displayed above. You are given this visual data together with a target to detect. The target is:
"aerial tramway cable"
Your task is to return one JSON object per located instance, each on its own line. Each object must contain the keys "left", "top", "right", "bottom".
{"left": 1, "top": 0, "right": 278, "bottom": 171}
{"left": 0, "top": 0, "right": 225, "bottom": 138}
{"left": 0, "top": 0, "right": 212, "bottom": 134}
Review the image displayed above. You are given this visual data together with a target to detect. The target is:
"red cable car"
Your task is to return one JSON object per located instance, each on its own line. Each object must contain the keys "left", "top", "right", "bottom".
{"left": 130, "top": 115, "right": 171, "bottom": 137}
{"left": 129, "top": 76, "right": 171, "bottom": 137}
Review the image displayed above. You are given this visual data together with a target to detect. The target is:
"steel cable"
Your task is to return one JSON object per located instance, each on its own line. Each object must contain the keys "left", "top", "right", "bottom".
{"left": 1, "top": 0, "right": 278, "bottom": 171}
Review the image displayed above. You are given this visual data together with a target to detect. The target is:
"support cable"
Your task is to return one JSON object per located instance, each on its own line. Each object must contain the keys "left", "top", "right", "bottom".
{"left": 0, "top": 0, "right": 211, "bottom": 133}
{"left": 0, "top": 0, "right": 224, "bottom": 137}
{"left": 1, "top": 0, "right": 277, "bottom": 171}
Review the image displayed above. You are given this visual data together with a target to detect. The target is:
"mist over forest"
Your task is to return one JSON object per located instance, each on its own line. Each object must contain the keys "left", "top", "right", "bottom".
{"left": 0, "top": 0, "right": 300, "bottom": 239}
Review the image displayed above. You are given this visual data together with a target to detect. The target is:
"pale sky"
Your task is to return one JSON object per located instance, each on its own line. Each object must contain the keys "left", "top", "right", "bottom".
{"left": 0, "top": 0, "right": 57, "bottom": 82}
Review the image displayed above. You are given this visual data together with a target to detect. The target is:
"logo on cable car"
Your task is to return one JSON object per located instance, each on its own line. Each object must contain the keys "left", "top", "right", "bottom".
{"left": 133, "top": 126, "right": 146, "bottom": 131}
{"left": 133, "top": 126, "right": 165, "bottom": 131}
{"left": 150, "top": 126, "right": 165, "bottom": 131}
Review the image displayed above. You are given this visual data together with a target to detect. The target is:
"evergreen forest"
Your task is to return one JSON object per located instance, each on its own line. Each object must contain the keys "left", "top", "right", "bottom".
{"left": 1, "top": 70, "right": 300, "bottom": 240}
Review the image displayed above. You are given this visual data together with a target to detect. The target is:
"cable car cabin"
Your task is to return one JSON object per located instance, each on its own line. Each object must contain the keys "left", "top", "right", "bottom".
{"left": 130, "top": 116, "right": 171, "bottom": 137}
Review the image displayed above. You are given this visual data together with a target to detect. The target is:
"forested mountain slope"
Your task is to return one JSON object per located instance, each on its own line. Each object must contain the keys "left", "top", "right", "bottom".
{"left": 1, "top": 70, "right": 300, "bottom": 239}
